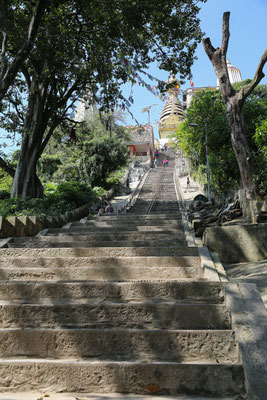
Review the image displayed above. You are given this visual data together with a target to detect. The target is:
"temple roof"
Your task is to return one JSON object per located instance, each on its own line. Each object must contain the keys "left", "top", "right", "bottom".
{"left": 125, "top": 124, "right": 154, "bottom": 144}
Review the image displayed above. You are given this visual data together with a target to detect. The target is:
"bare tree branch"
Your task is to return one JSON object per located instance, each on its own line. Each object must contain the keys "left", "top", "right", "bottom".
{"left": 202, "top": 37, "right": 216, "bottom": 61}
{"left": 0, "top": 32, "right": 8, "bottom": 79}
{"left": 0, "top": 0, "right": 49, "bottom": 101}
{"left": 39, "top": 120, "right": 59, "bottom": 156}
{"left": 0, "top": 156, "right": 15, "bottom": 177}
{"left": 63, "top": 117, "right": 81, "bottom": 125}
{"left": 202, "top": 12, "right": 235, "bottom": 98}
{"left": 239, "top": 47, "right": 267, "bottom": 102}
{"left": 221, "top": 11, "right": 230, "bottom": 56}
{"left": 0, "top": 0, "right": 8, "bottom": 78}
{"left": 40, "top": 83, "right": 81, "bottom": 155}
{"left": 21, "top": 65, "right": 32, "bottom": 90}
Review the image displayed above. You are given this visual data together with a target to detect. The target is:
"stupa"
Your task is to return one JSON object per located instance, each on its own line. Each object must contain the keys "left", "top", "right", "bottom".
{"left": 217, "top": 59, "right": 242, "bottom": 85}
{"left": 158, "top": 73, "right": 185, "bottom": 145}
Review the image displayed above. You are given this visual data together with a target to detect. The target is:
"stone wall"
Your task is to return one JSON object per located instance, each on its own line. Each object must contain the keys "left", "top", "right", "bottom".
{"left": 0, "top": 203, "right": 91, "bottom": 238}
{"left": 203, "top": 223, "right": 267, "bottom": 264}
{"left": 0, "top": 187, "right": 115, "bottom": 238}
{"left": 238, "top": 189, "right": 267, "bottom": 223}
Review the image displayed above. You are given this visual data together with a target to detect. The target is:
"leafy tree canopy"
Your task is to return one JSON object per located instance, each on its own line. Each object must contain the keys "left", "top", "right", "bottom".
{"left": 37, "top": 111, "right": 130, "bottom": 189}
{"left": 0, "top": 0, "right": 207, "bottom": 198}
{"left": 175, "top": 83, "right": 267, "bottom": 197}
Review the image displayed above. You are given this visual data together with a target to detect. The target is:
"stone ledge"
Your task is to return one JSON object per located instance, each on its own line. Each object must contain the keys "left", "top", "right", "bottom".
{"left": 203, "top": 223, "right": 267, "bottom": 264}
{"left": 225, "top": 282, "right": 267, "bottom": 400}
{"left": 0, "top": 202, "right": 92, "bottom": 239}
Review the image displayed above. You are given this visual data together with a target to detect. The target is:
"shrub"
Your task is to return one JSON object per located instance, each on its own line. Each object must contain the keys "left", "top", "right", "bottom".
{"left": 0, "top": 182, "right": 98, "bottom": 218}
{"left": 0, "top": 190, "right": 10, "bottom": 200}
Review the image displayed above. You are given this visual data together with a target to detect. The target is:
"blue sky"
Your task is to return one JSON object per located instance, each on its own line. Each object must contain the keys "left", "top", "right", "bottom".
{"left": 1, "top": 0, "right": 267, "bottom": 154}
{"left": 122, "top": 0, "right": 267, "bottom": 138}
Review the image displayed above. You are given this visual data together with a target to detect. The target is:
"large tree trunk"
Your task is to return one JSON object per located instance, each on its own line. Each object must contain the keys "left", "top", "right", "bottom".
{"left": 203, "top": 11, "right": 267, "bottom": 199}
{"left": 12, "top": 148, "right": 44, "bottom": 198}
{"left": 11, "top": 77, "right": 48, "bottom": 198}
{"left": 225, "top": 98, "right": 256, "bottom": 198}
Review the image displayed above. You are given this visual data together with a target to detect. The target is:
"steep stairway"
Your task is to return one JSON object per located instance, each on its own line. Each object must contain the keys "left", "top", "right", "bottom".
{"left": 0, "top": 151, "right": 246, "bottom": 398}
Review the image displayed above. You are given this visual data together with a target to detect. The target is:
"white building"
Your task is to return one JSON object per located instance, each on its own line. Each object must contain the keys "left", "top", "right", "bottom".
{"left": 74, "top": 92, "right": 97, "bottom": 123}
{"left": 183, "top": 59, "right": 242, "bottom": 109}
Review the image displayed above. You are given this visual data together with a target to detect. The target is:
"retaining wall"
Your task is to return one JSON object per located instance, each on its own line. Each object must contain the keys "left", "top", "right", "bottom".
{"left": 0, "top": 202, "right": 92, "bottom": 238}
{"left": 203, "top": 223, "right": 267, "bottom": 264}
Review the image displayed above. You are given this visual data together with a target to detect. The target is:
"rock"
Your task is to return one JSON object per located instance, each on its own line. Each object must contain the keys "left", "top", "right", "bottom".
{"left": 192, "top": 219, "right": 204, "bottom": 231}
{"left": 194, "top": 194, "right": 209, "bottom": 203}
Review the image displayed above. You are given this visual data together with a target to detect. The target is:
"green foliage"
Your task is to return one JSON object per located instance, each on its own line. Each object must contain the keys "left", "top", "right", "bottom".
{"left": 37, "top": 113, "right": 130, "bottom": 191}
{"left": 0, "top": 0, "right": 206, "bottom": 198}
{"left": 0, "top": 190, "right": 10, "bottom": 200}
{"left": 82, "top": 135, "right": 129, "bottom": 188}
{"left": 106, "top": 166, "right": 128, "bottom": 186}
{"left": 0, "top": 181, "right": 97, "bottom": 218}
{"left": 176, "top": 84, "right": 267, "bottom": 197}
{"left": 92, "top": 186, "right": 106, "bottom": 197}
{"left": 253, "top": 119, "right": 267, "bottom": 197}
{"left": 0, "top": 169, "right": 13, "bottom": 193}
{"left": 37, "top": 155, "right": 62, "bottom": 183}
{"left": 45, "top": 181, "right": 96, "bottom": 207}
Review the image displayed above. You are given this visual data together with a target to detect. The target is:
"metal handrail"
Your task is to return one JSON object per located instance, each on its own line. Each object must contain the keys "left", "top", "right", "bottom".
{"left": 111, "top": 166, "right": 150, "bottom": 214}
{"left": 126, "top": 166, "right": 150, "bottom": 210}
{"left": 146, "top": 166, "right": 163, "bottom": 214}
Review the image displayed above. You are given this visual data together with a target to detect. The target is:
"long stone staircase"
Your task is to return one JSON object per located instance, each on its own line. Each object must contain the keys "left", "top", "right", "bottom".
{"left": 0, "top": 151, "right": 247, "bottom": 398}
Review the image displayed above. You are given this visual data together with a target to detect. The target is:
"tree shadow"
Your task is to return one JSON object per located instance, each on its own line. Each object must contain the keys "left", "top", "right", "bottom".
{"left": 0, "top": 153, "right": 246, "bottom": 396}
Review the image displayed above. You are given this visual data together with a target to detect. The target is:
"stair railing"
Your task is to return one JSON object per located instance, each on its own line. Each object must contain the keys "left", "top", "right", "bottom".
{"left": 113, "top": 166, "right": 151, "bottom": 214}
{"left": 146, "top": 166, "right": 163, "bottom": 214}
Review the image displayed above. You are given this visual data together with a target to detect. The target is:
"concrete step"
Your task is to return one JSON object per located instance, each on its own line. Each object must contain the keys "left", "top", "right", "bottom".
{"left": 0, "top": 328, "right": 238, "bottom": 363}
{"left": 0, "top": 302, "right": 230, "bottom": 329}
{"left": 0, "top": 359, "right": 245, "bottom": 396}
{"left": 0, "top": 247, "right": 199, "bottom": 258}
{"left": 0, "top": 281, "right": 223, "bottom": 302}
{"left": 7, "top": 239, "right": 188, "bottom": 249}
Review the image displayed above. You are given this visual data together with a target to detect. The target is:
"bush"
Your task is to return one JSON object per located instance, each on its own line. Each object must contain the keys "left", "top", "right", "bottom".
{"left": 106, "top": 167, "right": 128, "bottom": 186}
{"left": 0, "top": 190, "right": 10, "bottom": 200}
{"left": 0, "top": 182, "right": 98, "bottom": 218}
{"left": 45, "top": 181, "right": 97, "bottom": 207}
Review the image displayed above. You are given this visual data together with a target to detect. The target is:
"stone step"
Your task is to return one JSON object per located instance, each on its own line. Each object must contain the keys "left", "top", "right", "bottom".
{"left": 0, "top": 359, "right": 245, "bottom": 396}
{"left": 0, "top": 247, "right": 199, "bottom": 258}
{"left": 134, "top": 198, "right": 178, "bottom": 203}
{"left": 0, "top": 265, "right": 204, "bottom": 281}
{"left": 13, "top": 233, "right": 186, "bottom": 242}
{"left": 46, "top": 228, "right": 185, "bottom": 236}
{"left": 127, "top": 210, "right": 182, "bottom": 215}
{"left": 0, "top": 255, "right": 201, "bottom": 269}
{"left": 92, "top": 213, "right": 183, "bottom": 220}
{"left": 0, "top": 393, "right": 237, "bottom": 400}
{"left": 0, "top": 281, "right": 222, "bottom": 302}
{"left": 7, "top": 239, "right": 188, "bottom": 249}
{"left": 47, "top": 226, "right": 185, "bottom": 234}
{"left": 0, "top": 302, "right": 230, "bottom": 329}
{"left": 0, "top": 328, "right": 238, "bottom": 363}
{"left": 73, "top": 220, "right": 184, "bottom": 227}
